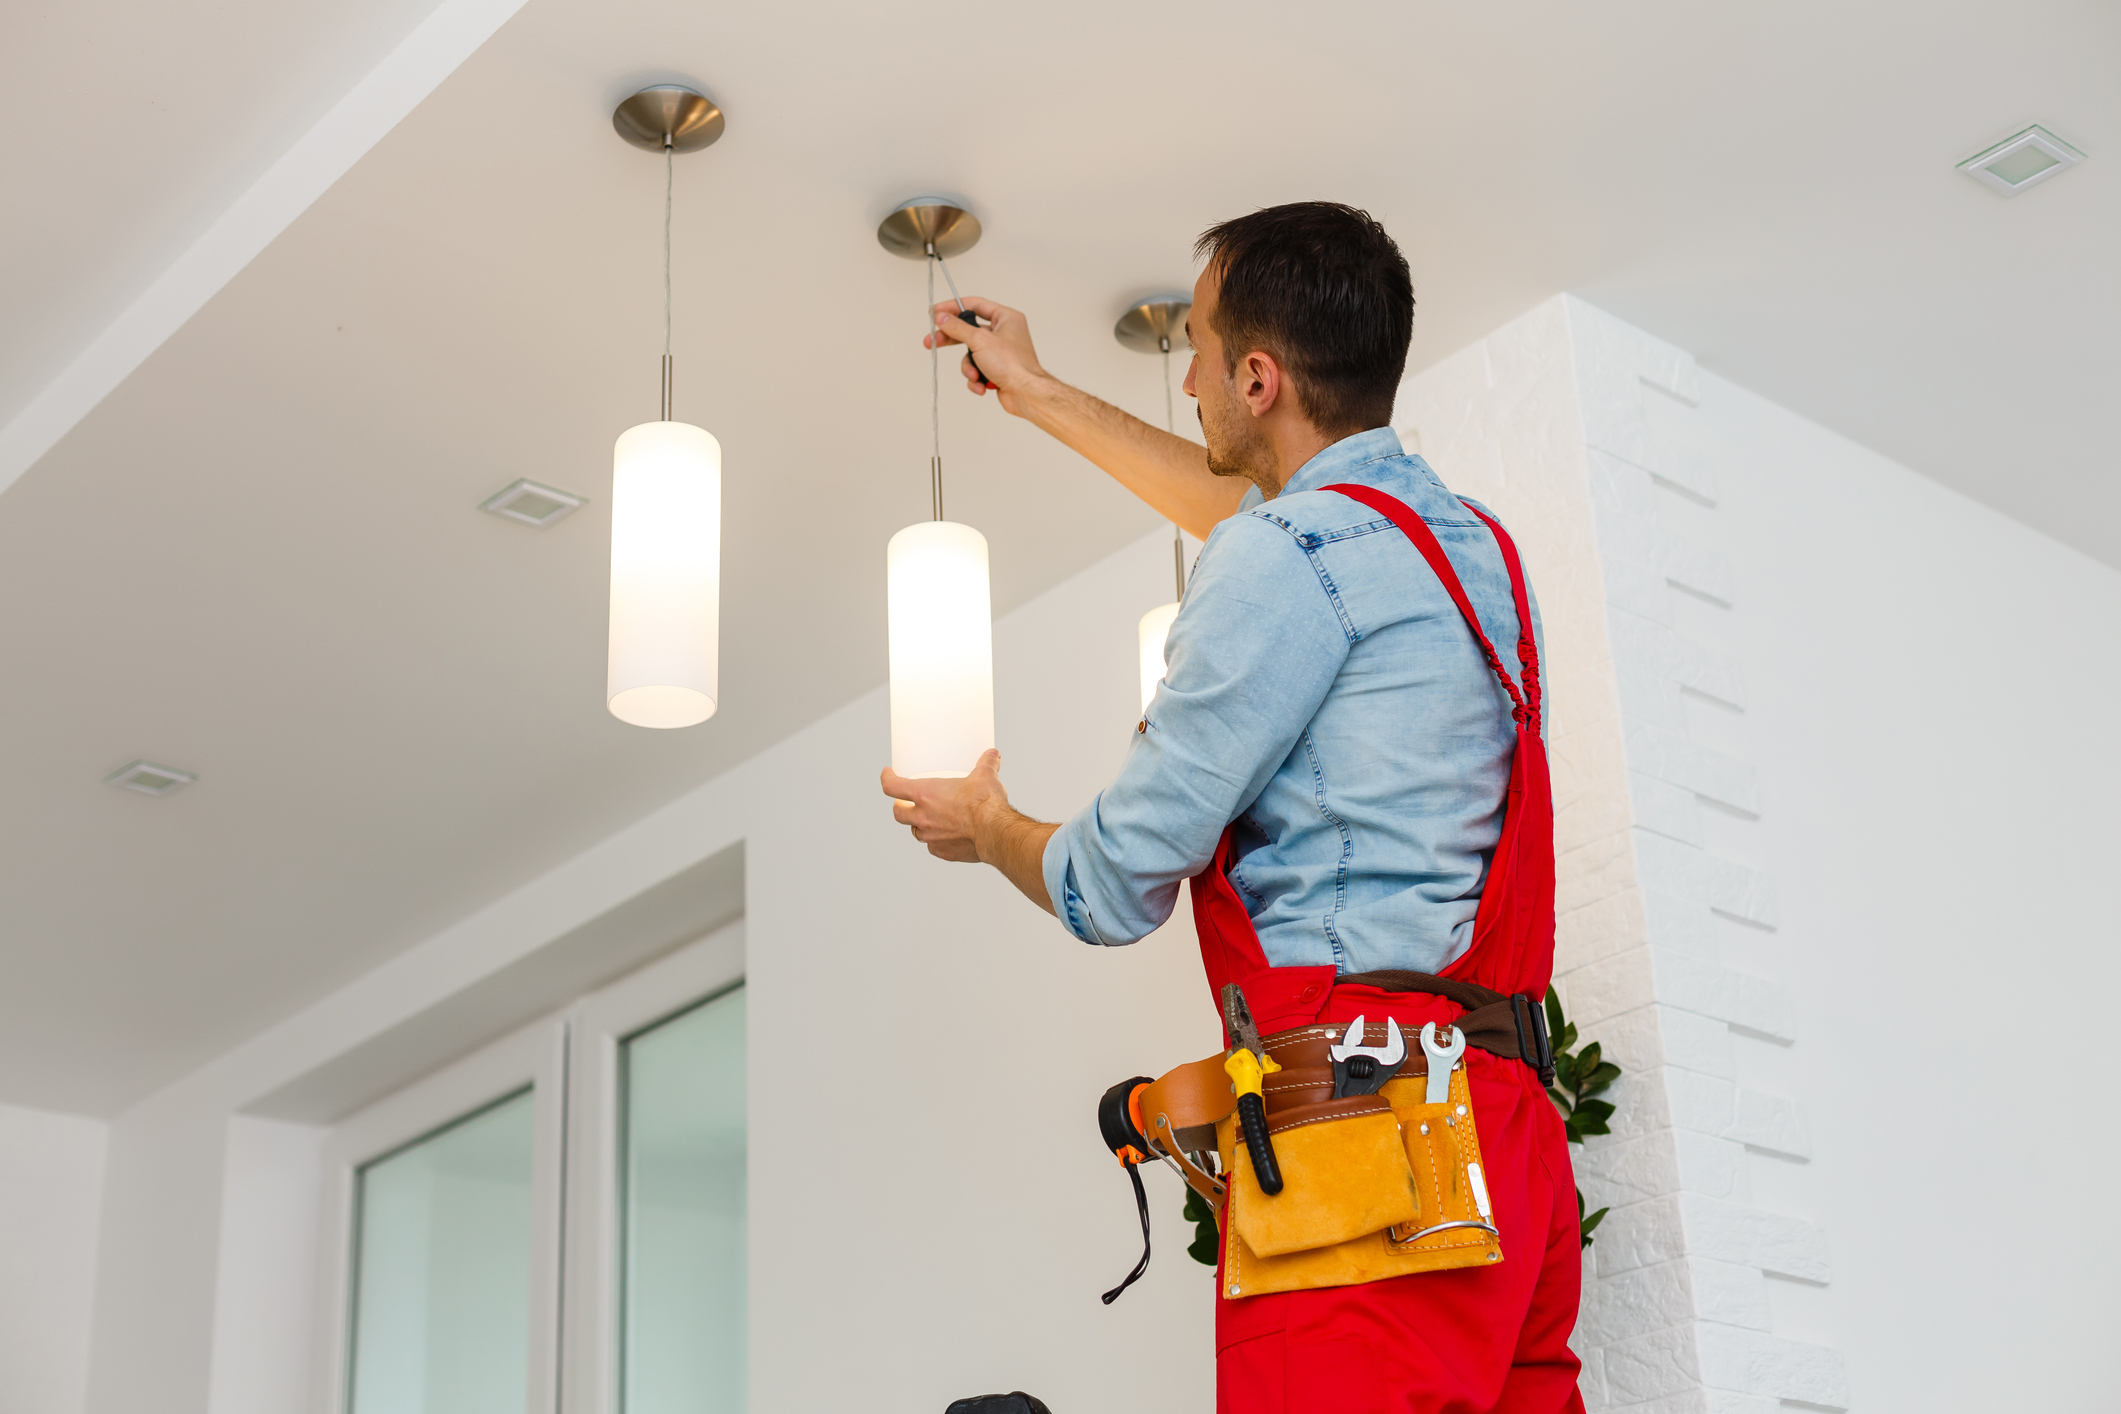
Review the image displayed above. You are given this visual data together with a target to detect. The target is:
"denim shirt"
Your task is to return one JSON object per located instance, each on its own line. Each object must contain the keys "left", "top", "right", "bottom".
{"left": 1040, "top": 427, "right": 1545, "bottom": 974}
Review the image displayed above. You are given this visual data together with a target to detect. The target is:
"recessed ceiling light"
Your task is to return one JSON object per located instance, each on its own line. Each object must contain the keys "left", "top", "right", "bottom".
{"left": 480, "top": 478, "right": 586, "bottom": 527}
{"left": 1958, "top": 124, "right": 2085, "bottom": 196}
{"left": 105, "top": 760, "right": 196, "bottom": 796}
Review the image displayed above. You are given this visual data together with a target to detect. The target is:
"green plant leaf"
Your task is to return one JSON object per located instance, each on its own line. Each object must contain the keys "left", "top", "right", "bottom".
{"left": 1577, "top": 1041, "right": 1602, "bottom": 1073}
{"left": 1182, "top": 1189, "right": 1220, "bottom": 1267}
{"left": 1582, "top": 1061, "right": 1622, "bottom": 1095}
{"left": 1554, "top": 1052, "right": 1580, "bottom": 1091}
{"left": 1564, "top": 1116, "right": 1586, "bottom": 1144}
{"left": 1581, "top": 1206, "right": 1609, "bottom": 1244}
{"left": 1556, "top": 1022, "right": 1578, "bottom": 1053}
{"left": 1545, "top": 985, "right": 1566, "bottom": 1040}
{"left": 1574, "top": 1098, "right": 1616, "bottom": 1124}
{"left": 1546, "top": 1086, "right": 1574, "bottom": 1114}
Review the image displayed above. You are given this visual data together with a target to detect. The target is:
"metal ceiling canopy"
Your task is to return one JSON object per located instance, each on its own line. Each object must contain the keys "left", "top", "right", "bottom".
{"left": 612, "top": 85, "right": 725, "bottom": 153}
{"left": 1115, "top": 296, "right": 1193, "bottom": 354}
{"left": 877, "top": 198, "right": 982, "bottom": 260}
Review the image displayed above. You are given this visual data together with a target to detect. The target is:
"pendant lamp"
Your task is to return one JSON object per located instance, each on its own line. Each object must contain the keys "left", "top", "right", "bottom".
{"left": 605, "top": 86, "right": 726, "bottom": 729}
{"left": 1115, "top": 296, "right": 1194, "bottom": 712}
{"left": 877, "top": 199, "right": 996, "bottom": 778}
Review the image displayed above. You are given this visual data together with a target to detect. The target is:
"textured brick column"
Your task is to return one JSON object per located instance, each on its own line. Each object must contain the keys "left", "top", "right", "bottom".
{"left": 1396, "top": 297, "right": 1848, "bottom": 1414}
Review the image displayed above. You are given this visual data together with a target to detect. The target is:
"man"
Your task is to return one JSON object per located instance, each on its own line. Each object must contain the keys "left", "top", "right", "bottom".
{"left": 882, "top": 203, "right": 1584, "bottom": 1414}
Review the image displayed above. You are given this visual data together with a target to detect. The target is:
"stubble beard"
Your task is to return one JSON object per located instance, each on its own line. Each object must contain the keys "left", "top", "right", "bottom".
{"left": 1199, "top": 397, "right": 1276, "bottom": 500}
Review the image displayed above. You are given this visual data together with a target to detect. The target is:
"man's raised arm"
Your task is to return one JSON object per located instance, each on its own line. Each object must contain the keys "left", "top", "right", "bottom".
{"left": 926, "top": 296, "right": 1246, "bottom": 541}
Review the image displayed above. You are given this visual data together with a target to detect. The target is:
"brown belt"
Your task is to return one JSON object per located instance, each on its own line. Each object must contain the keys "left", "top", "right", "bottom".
{"left": 1329, "top": 969, "right": 1556, "bottom": 1086}
{"left": 1134, "top": 970, "right": 1556, "bottom": 1162}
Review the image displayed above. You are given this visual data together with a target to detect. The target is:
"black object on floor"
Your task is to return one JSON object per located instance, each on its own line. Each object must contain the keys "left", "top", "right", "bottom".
{"left": 946, "top": 1393, "right": 1051, "bottom": 1414}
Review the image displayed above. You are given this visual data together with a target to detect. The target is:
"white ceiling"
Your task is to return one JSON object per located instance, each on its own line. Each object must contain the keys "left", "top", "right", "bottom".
{"left": 2, "top": 0, "right": 2113, "bottom": 1115}
{"left": 0, "top": 0, "right": 445, "bottom": 433}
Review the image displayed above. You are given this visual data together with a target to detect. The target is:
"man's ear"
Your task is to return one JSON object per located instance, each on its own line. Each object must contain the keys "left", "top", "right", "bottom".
{"left": 1239, "top": 350, "right": 1284, "bottom": 418}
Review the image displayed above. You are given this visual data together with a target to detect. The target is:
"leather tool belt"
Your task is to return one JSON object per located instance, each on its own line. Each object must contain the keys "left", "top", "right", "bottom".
{"left": 1125, "top": 972, "right": 1553, "bottom": 1299}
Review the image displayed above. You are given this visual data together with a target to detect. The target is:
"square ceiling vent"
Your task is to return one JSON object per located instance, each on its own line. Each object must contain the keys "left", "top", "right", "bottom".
{"left": 1958, "top": 125, "right": 2085, "bottom": 196}
{"left": 480, "top": 478, "right": 586, "bottom": 527}
{"left": 105, "top": 760, "right": 196, "bottom": 796}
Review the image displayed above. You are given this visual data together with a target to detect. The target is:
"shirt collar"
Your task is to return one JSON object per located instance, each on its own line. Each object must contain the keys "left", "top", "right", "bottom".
{"left": 1276, "top": 427, "right": 1405, "bottom": 498}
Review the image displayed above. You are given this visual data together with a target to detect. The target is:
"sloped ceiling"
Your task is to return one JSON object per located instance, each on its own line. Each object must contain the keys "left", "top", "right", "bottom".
{"left": 1, "top": 0, "right": 2113, "bottom": 1113}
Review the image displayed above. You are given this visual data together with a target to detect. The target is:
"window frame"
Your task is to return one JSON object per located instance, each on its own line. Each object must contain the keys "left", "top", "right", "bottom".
{"left": 309, "top": 1017, "right": 568, "bottom": 1414}
{"left": 561, "top": 919, "right": 745, "bottom": 1414}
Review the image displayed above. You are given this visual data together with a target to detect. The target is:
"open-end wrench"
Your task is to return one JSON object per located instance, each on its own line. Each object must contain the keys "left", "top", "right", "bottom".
{"left": 1419, "top": 1022, "right": 1467, "bottom": 1105}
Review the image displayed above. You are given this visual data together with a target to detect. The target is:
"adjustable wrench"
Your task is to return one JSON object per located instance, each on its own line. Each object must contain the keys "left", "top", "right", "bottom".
{"left": 1328, "top": 1015, "right": 1411, "bottom": 1098}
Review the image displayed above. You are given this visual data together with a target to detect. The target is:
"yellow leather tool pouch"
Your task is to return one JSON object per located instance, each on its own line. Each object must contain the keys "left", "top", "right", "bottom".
{"left": 1219, "top": 1062, "right": 1503, "bottom": 1299}
{"left": 1226, "top": 1095, "right": 1419, "bottom": 1256}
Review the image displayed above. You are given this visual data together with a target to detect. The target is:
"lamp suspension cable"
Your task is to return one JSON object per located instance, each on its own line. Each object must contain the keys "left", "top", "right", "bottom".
{"left": 924, "top": 245, "right": 982, "bottom": 522}
{"left": 660, "top": 132, "right": 674, "bottom": 421}
{"left": 1162, "top": 340, "right": 1175, "bottom": 433}
{"left": 926, "top": 249, "right": 943, "bottom": 520}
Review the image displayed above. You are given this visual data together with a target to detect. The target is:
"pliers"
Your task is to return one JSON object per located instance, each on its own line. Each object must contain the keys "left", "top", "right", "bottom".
{"left": 1220, "top": 984, "right": 1286, "bottom": 1196}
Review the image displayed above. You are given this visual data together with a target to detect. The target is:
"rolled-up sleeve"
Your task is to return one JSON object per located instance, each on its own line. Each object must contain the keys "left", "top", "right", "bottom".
{"left": 1042, "top": 509, "right": 1353, "bottom": 944}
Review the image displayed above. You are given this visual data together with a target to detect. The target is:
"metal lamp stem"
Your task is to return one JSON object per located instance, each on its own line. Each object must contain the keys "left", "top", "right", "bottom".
{"left": 662, "top": 135, "right": 673, "bottom": 420}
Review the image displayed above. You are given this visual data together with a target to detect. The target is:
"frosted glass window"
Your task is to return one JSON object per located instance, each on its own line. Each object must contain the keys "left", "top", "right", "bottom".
{"left": 348, "top": 1089, "right": 536, "bottom": 1414}
{"left": 621, "top": 985, "right": 746, "bottom": 1414}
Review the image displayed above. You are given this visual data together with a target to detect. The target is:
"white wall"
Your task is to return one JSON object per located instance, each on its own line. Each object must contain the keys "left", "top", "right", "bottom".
{"left": 0, "top": 1101, "right": 107, "bottom": 1414}
{"left": 1639, "top": 363, "right": 2121, "bottom": 1411}
{"left": 207, "top": 1117, "right": 328, "bottom": 1414}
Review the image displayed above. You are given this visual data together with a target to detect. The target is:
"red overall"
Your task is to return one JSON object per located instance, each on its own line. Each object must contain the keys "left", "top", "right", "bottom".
{"left": 1192, "top": 485, "right": 1586, "bottom": 1414}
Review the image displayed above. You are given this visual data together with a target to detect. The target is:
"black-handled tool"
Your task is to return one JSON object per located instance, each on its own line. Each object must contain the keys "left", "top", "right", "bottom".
{"left": 1235, "top": 1088, "right": 1282, "bottom": 1196}
{"left": 1220, "top": 983, "right": 1285, "bottom": 1197}
{"left": 932, "top": 253, "right": 996, "bottom": 390}
{"left": 953, "top": 309, "right": 995, "bottom": 389}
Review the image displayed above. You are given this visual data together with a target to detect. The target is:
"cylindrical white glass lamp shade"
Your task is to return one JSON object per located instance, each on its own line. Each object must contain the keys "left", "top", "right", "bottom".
{"left": 1137, "top": 601, "right": 1179, "bottom": 712}
{"left": 887, "top": 520, "right": 995, "bottom": 777}
{"left": 608, "top": 421, "right": 721, "bottom": 728}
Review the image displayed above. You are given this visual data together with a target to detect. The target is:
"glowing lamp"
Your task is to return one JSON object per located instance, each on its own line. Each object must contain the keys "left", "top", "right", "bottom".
{"left": 608, "top": 421, "right": 722, "bottom": 728}
{"left": 887, "top": 520, "right": 995, "bottom": 777}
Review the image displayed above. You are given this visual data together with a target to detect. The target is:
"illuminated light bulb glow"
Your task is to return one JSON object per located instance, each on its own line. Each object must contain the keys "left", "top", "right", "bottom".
{"left": 607, "top": 420, "right": 722, "bottom": 728}
{"left": 887, "top": 520, "right": 995, "bottom": 777}
{"left": 1137, "top": 601, "right": 1179, "bottom": 713}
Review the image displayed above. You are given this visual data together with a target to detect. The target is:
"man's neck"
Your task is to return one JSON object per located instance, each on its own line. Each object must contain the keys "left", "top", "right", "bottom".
{"left": 1252, "top": 422, "right": 1346, "bottom": 500}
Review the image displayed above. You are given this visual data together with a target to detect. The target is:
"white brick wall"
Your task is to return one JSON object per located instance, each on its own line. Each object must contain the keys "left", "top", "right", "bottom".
{"left": 1398, "top": 296, "right": 1848, "bottom": 1411}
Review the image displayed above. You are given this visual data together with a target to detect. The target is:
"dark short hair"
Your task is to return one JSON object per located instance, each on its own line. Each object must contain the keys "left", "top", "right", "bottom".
{"left": 1194, "top": 202, "right": 1414, "bottom": 435}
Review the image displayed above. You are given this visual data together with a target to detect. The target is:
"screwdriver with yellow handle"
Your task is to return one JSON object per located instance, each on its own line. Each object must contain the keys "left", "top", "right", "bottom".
{"left": 1221, "top": 983, "right": 1286, "bottom": 1196}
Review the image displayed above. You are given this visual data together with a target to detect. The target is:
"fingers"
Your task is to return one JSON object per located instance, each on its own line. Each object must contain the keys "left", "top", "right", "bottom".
{"left": 961, "top": 353, "right": 987, "bottom": 393}
{"left": 927, "top": 303, "right": 983, "bottom": 350}
{"left": 880, "top": 767, "right": 925, "bottom": 801}
{"left": 969, "top": 748, "right": 1002, "bottom": 782}
{"left": 931, "top": 306, "right": 992, "bottom": 353}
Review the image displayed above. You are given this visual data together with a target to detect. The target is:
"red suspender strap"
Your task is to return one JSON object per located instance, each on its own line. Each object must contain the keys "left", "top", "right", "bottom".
{"left": 1324, "top": 481, "right": 1557, "bottom": 1001}
{"left": 1460, "top": 500, "right": 1541, "bottom": 725}
{"left": 1323, "top": 484, "right": 1538, "bottom": 730}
